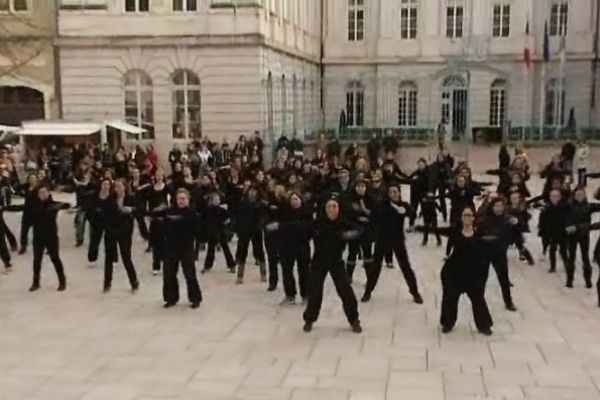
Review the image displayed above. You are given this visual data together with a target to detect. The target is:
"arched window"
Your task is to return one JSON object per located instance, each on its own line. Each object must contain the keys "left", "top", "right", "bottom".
{"left": 124, "top": 70, "right": 154, "bottom": 139}
{"left": 545, "top": 78, "right": 566, "bottom": 127}
{"left": 171, "top": 69, "right": 201, "bottom": 139}
{"left": 346, "top": 80, "right": 364, "bottom": 127}
{"left": 398, "top": 81, "right": 418, "bottom": 127}
{"left": 489, "top": 79, "right": 506, "bottom": 127}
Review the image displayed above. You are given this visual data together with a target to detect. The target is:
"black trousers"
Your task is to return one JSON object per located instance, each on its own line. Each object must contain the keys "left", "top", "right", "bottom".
{"left": 74, "top": 208, "right": 87, "bottom": 245}
{"left": 303, "top": 261, "right": 359, "bottom": 325}
{"left": 281, "top": 244, "right": 310, "bottom": 298}
{"left": 32, "top": 235, "right": 66, "bottom": 286}
{"left": 235, "top": 231, "right": 265, "bottom": 264}
{"left": 19, "top": 213, "right": 33, "bottom": 250}
{"left": 578, "top": 168, "right": 587, "bottom": 187}
{"left": 409, "top": 194, "right": 421, "bottom": 227}
{"left": 437, "top": 186, "right": 448, "bottom": 221}
{"left": 489, "top": 252, "right": 513, "bottom": 307}
{"left": 568, "top": 234, "right": 593, "bottom": 285}
{"left": 440, "top": 283, "right": 492, "bottom": 332}
{"left": 104, "top": 232, "right": 138, "bottom": 288}
{"left": 88, "top": 225, "right": 106, "bottom": 263}
{"left": 163, "top": 247, "right": 202, "bottom": 304}
{"left": 204, "top": 235, "right": 235, "bottom": 269}
{"left": 149, "top": 219, "right": 164, "bottom": 271}
{"left": 365, "top": 240, "right": 420, "bottom": 297}
{"left": 265, "top": 232, "right": 281, "bottom": 287}
{"left": 422, "top": 221, "right": 442, "bottom": 244}
{"left": 1, "top": 217, "right": 16, "bottom": 250}
{"left": 0, "top": 229, "right": 10, "bottom": 266}
{"left": 549, "top": 238, "right": 570, "bottom": 273}
{"left": 135, "top": 214, "right": 149, "bottom": 240}
{"left": 347, "top": 237, "right": 372, "bottom": 281}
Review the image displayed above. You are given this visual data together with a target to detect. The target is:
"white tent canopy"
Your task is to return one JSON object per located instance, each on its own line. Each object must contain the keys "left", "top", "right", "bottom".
{"left": 0, "top": 125, "right": 19, "bottom": 133}
{"left": 16, "top": 121, "right": 103, "bottom": 136}
{"left": 105, "top": 120, "right": 146, "bottom": 135}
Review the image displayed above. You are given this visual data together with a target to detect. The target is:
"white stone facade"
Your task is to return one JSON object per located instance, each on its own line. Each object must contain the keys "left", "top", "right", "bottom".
{"left": 56, "top": 0, "right": 600, "bottom": 152}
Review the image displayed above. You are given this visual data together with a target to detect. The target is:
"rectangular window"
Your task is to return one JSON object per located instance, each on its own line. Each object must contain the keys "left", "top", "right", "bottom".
{"left": 492, "top": 3, "right": 510, "bottom": 38}
{"left": 346, "top": 83, "right": 364, "bottom": 127}
{"left": 0, "top": 0, "right": 28, "bottom": 12}
{"left": 173, "top": 0, "right": 197, "bottom": 11}
{"left": 550, "top": 1, "right": 568, "bottom": 36}
{"left": 125, "top": 0, "right": 149, "bottom": 12}
{"left": 60, "top": 0, "right": 107, "bottom": 10}
{"left": 348, "top": 0, "right": 365, "bottom": 42}
{"left": 490, "top": 88, "right": 506, "bottom": 126}
{"left": 400, "top": 0, "right": 418, "bottom": 39}
{"left": 446, "top": 4, "right": 463, "bottom": 39}
{"left": 399, "top": 88, "right": 418, "bottom": 127}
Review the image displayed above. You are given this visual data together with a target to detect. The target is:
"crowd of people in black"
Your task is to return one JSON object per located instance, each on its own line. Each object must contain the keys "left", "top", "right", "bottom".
{"left": 1, "top": 132, "right": 599, "bottom": 335}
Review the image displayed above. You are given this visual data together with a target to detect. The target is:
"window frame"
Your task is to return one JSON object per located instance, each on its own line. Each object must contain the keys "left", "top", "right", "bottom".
{"left": 125, "top": 0, "right": 149, "bottom": 13}
{"left": 489, "top": 80, "right": 506, "bottom": 127}
{"left": 398, "top": 82, "right": 418, "bottom": 127}
{"left": 123, "top": 70, "right": 155, "bottom": 140}
{"left": 545, "top": 79, "right": 566, "bottom": 127}
{"left": 549, "top": 0, "right": 568, "bottom": 36}
{"left": 0, "top": 0, "right": 28, "bottom": 13}
{"left": 399, "top": 0, "right": 418, "bottom": 40}
{"left": 171, "top": 69, "right": 201, "bottom": 140}
{"left": 347, "top": 0, "right": 365, "bottom": 42}
{"left": 346, "top": 80, "right": 364, "bottom": 127}
{"left": 173, "top": 0, "right": 198, "bottom": 12}
{"left": 492, "top": 1, "right": 510, "bottom": 38}
{"left": 446, "top": 1, "right": 464, "bottom": 39}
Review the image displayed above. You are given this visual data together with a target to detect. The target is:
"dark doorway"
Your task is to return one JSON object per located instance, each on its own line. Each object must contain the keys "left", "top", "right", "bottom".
{"left": 0, "top": 86, "right": 44, "bottom": 125}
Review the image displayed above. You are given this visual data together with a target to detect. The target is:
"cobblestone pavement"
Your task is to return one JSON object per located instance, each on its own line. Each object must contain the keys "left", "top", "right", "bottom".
{"left": 2, "top": 147, "right": 600, "bottom": 400}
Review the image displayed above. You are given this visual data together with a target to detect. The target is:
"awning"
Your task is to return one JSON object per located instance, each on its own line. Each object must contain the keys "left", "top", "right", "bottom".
{"left": 0, "top": 125, "right": 19, "bottom": 133}
{"left": 105, "top": 120, "right": 146, "bottom": 135}
{"left": 16, "top": 121, "right": 102, "bottom": 136}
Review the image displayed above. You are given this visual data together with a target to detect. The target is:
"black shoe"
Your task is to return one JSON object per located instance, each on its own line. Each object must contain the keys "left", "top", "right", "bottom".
{"left": 478, "top": 328, "right": 493, "bottom": 336}
{"left": 18, "top": 248, "right": 26, "bottom": 255}
{"left": 201, "top": 268, "right": 210, "bottom": 274}
{"left": 566, "top": 282, "right": 574, "bottom": 288}
{"left": 145, "top": 246, "right": 151, "bottom": 253}
{"left": 385, "top": 264, "right": 394, "bottom": 269}
{"left": 421, "top": 241, "right": 427, "bottom": 247}
{"left": 57, "top": 282, "right": 66, "bottom": 292}
{"left": 303, "top": 322, "right": 313, "bottom": 333}
{"left": 505, "top": 303, "right": 517, "bottom": 312}
{"left": 227, "top": 266, "right": 236, "bottom": 274}
{"left": 586, "top": 281, "right": 593, "bottom": 289}
{"left": 350, "top": 321, "right": 362, "bottom": 334}
{"left": 267, "top": 285, "right": 277, "bottom": 292}
{"left": 548, "top": 268, "right": 556, "bottom": 273}
{"left": 441, "top": 325, "right": 452, "bottom": 334}
{"left": 413, "top": 293, "right": 424, "bottom": 304}
{"left": 103, "top": 285, "right": 111, "bottom": 293}
{"left": 437, "top": 241, "right": 442, "bottom": 247}
{"left": 131, "top": 282, "right": 139, "bottom": 292}
{"left": 190, "top": 302, "right": 200, "bottom": 309}
{"left": 29, "top": 283, "right": 40, "bottom": 292}
{"left": 163, "top": 302, "right": 176, "bottom": 308}
{"left": 361, "top": 293, "right": 371, "bottom": 303}
{"left": 10, "top": 245, "right": 18, "bottom": 252}
{"left": 75, "top": 242, "right": 83, "bottom": 248}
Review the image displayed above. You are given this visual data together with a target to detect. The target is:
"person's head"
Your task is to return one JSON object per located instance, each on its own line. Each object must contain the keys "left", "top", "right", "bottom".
{"left": 355, "top": 157, "right": 367, "bottom": 172}
{"left": 200, "top": 174, "right": 211, "bottom": 187}
{"left": 99, "top": 178, "right": 112, "bottom": 194}
{"left": 371, "top": 171, "right": 382, "bottom": 187}
{"left": 247, "top": 186, "right": 258, "bottom": 202}
{"left": 550, "top": 177, "right": 563, "bottom": 190}
{"left": 232, "top": 155, "right": 242, "bottom": 170}
{"left": 293, "top": 158, "right": 302, "bottom": 170}
{"left": 509, "top": 191, "right": 521, "bottom": 206}
{"left": 183, "top": 166, "right": 192, "bottom": 178}
{"left": 288, "top": 173, "right": 297, "bottom": 186}
{"left": 325, "top": 198, "right": 340, "bottom": 220}
{"left": 490, "top": 197, "right": 506, "bottom": 216}
{"left": 510, "top": 173, "right": 522, "bottom": 185}
{"left": 37, "top": 169, "right": 46, "bottom": 180}
{"left": 549, "top": 188, "right": 562, "bottom": 205}
{"left": 289, "top": 192, "right": 303, "bottom": 209}
{"left": 256, "top": 169, "right": 265, "bottom": 182}
{"left": 27, "top": 173, "right": 38, "bottom": 187}
{"left": 37, "top": 186, "right": 49, "bottom": 202}
{"left": 574, "top": 187, "right": 587, "bottom": 203}
{"left": 456, "top": 175, "right": 466, "bottom": 188}
{"left": 461, "top": 206, "right": 476, "bottom": 228}
{"left": 355, "top": 180, "right": 367, "bottom": 196}
{"left": 131, "top": 168, "right": 140, "bottom": 179}
{"left": 417, "top": 158, "right": 427, "bottom": 170}
{"left": 114, "top": 178, "right": 127, "bottom": 197}
{"left": 176, "top": 189, "right": 190, "bottom": 208}
{"left": 339, "top": 169, "right": 350, "bottom": 186}
{"left": 388, "top": 184, "right": 401, "bottom": 202}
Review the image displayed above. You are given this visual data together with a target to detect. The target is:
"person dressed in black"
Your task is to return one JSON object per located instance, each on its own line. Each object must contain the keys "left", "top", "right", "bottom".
{"left": 302, "top": 196, "right": 362, "bottom": 334}
{"left": 87, "top": 178, "right": 114, "bottom": 267}
{"left": 146, "top": 172, "right": 170, "bottom": 274}
{"left": 346, "top": 179, "right": 374, "bottom": 282}
{"left": 407, "top": 158, "right": 430, "bottom": 231}
{"left": 538, "top": 188, "right": 572, "bottom": 275}
{"left": 476, "top": 197, "right": 518, "bottom": 311}
{"left": 506, "top": 191, "right": 534, "bottom": 266}
{"left": 202, "top": 192, "right": 235, "bottom": 273}
{"left": 267, "top": 191, "right": 313, "bottom": 305}
{"left": 417, "top": 206, "right": 493, "bottom": 335}
{"left": 264, "top": 184, "right": 287, "bottom": 291}
{"left": 16, "top": 173, "right": 39, "bottom": 254}
{"left": 8, "top": 186, "right": 70, "bottom": 291}
{"left": 420, "top": 191, "right": 442, "bottom": 247}
{"left": 103, "top": 179, "right": 139, "bottom": 293}
{"left": 233, "top": 186, "right": 267, "bottom": 284}
{"left": 159, "top": 188, "right": 202, "bottom": 308}
{"left": 362, "top": 183, "right": 423, "bottom": 304}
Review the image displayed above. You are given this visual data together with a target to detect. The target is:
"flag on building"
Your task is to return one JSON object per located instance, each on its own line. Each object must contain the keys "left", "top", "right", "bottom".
{"left": 543, "top": 21, "right": 550, "bottom": 62}
{"left": 524, "top": 19, "right": 532, "bottom": 68}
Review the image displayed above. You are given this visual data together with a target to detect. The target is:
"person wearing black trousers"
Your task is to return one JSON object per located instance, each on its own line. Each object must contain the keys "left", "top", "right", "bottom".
{"left": 346, "top": 179, "right": 374, "bottom": 282}
{"left": 267, "top": 191, "right": 313, "bottom": 305}
{"left": 16, "top": 173, "right": 38, "bottom": 254}
{"left": 431, "top": 152, "right": 453, "bottom": 222}
{"left": 7, "top": 186, "right": 70, "bottom": 291}
{"left": 417, "top": 206, "right": 493, "bottom": 335}
{"left": 476, "top": 197, "right": 518, "bottom": 312}
{"left": 407, "top": 158, "right": 430, "bottom": 231}
{"left": 362, "top": 183, "right": 423, "bottom": 304}
{"left": 202, "top": 192, "right": 235, "bottom": 273}
{"left": 564, "top": 187, "right": 600, "bottom": 288}
{"left": 160, "top": 189, "right": 202, "bottom": 309}
{"left": 506, "top": 191, "right": 534, "bottom": 266}
{"left": 420, "top": 191, "right": 442, "bottom": 247}
{"left": 0, "top": 202, "right": 13, "bottom": 273}
{"left": 73, "top": 170, "right": 95, "bottom": 247}
{"left": 103, "top": 179, "right": 140, "bottom": 293}
{"left": 264, "top": 184, "right": 287, "bottom": 291}
{"left": 87, "top": 178, "right": 114, "bottom": 267}
{"left": 539, "top": 189, "right": 573, "bottom": 276}
{"left": 146, "top": 173, "right": 170, "bottom": 275}
{"left": 233, "top": 186, "right": 267, "bottom": 284}
{"left": 302, "top": 196, "right": 362, "bottom": 334}
{"left": 128, "top": 168, "right": 150, "bottom": 241}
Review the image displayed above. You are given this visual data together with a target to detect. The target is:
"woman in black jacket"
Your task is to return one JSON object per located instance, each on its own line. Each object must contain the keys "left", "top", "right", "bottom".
{"left": 103, "top": 179, "right": 139, "bottom": 293}
{"left": 539, "top": 189, "right": 573, "bottom": 276}
{"left": 362, "top": 183, "right": 423, "bottom": 304}
{"left": 267, "top": 191, "right": 313, "bottom": 305}
{"left": 407, "top": 158, "right": 430, "bottom": 230}
{"left": 346, "top": 180, "right": 374, "bottom": 281}
{"left": 146, "top": 172, "right": 170, "bottom": 274}
{"left": 234, "top": 186, "right": 267, "bottom": 284}
{"left": 87, "top": 178, "right": 113, "bottom": 267}
{"left": 16, "top": 173, "right": 39, "bottom": 254}
{"left": 302, "top": 196, "right": 362, "bottom": 334}
{"left": 8, "top": 185, "right": 70, "bottom": 291}
{"left": 202, "top": 192, "right": 235, "bottom": 273}
{"left": 418, "top": 205, "right": 493, "bottom": 335}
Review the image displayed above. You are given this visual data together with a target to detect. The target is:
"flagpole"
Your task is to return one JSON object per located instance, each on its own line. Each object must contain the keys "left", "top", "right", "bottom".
{"left": 522, "top": 64, "right": 527, "bottom": 142}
